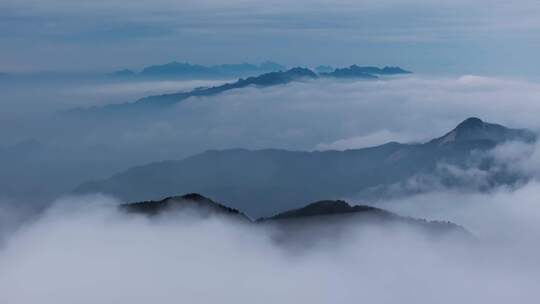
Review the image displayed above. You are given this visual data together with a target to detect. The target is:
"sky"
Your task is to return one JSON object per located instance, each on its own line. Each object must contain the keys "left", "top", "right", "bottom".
{"left": 1, "top": 0, "right": 540, "bottom": 75}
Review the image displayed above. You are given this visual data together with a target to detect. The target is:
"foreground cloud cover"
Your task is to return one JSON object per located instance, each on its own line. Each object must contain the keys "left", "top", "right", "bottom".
{"left": 1, "top": 182, "right": 540, "bottom": 304}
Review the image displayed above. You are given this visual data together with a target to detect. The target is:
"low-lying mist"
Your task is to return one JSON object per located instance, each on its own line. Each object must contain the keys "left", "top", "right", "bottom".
{"left": 1, "top": 184, "right": 539, "bottom": 303}
{"left": 2, "top": 74, "right": 540, "bottom": 215}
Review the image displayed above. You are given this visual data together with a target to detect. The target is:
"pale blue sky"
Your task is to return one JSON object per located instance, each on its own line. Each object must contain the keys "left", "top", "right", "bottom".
{"left": 1, "top": 0, "right": 539, "bottom": 76}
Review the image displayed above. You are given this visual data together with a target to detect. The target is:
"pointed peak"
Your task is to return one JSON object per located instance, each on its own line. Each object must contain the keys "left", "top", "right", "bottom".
{"left": 432, "top": 117, "right": 535, "bottom": 145}
{"left": 121, "top": 193, "right": 248, "bottom": 219}
{"left": 455, "top": 117, "right": 484, "bottom": 131}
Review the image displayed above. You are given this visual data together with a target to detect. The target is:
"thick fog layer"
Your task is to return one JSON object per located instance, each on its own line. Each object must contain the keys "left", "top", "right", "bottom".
{"left": 1, "top": 188, "right": 539, "bottom": 304}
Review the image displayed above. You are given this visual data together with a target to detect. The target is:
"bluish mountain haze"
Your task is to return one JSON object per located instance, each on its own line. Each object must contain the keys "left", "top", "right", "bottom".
{"left": 72, "top": 67, "right": 319, "bottom": 113}
{"left": 71, "top": 65, "right": 410, "bottom": 115}
{"left": 108, "top": 69, "right": 137, "bottom": 77}
{"left": 321, "top": 65, "right": 411, "bottom": 79}
{"left": 77, "top": 118, "right": 535, "bottom": 217}
{"left": 314, "top": 65, "right": 335, "bottom": 73}
{"left": 3, "top": 1, "right": 540, "bottom": 302}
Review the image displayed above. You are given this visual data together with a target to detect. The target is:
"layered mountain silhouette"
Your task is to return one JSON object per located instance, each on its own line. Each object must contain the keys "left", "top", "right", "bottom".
{"left": 72, "top": 67, "right": 318, "bottom": 114}
{"left": 320, "top": 65, "right": 411, "bottom": 79}
{"left": 109, "top": 62, "right": 409, "bottom": 80}
{"left": 77, "top": 118, "right": 535, "bottom": 217}
{"left": 121, "top": 193, "right": 471, "bottom": 243}
{"left": 70, "top": 65, "right": 410, "bottom": 115}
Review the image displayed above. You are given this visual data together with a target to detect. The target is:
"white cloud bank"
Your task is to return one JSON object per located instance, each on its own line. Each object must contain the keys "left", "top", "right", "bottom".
{"left": 1, "top": 187, "right": 540, "bottom": 304}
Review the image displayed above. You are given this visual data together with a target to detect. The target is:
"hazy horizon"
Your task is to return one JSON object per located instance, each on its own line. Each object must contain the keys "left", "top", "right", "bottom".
{"left": 2, "top": 0, "right": 540, "bottom": 77}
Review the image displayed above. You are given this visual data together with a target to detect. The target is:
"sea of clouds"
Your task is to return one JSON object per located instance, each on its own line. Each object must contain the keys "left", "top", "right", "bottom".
{"left": 1, "top": 73, "right": 540, "bottom": 302}
{"left": 1, "top": 185, "right": 540, "bottom": 304}
{"left": 2, "top": 74, "right": 540, "bottom": 206}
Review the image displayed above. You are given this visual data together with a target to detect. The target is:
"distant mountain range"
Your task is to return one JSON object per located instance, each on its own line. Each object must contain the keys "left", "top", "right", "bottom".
{"left": 76, "top": 118, "right": 536, "bottom": 218}
{"left": 74, "top": 67, "right": 319, "bottom": 114}
{"left": 320, "top": 65, "right": 411, "bottom": 79}
{"left": 73, "top": 65, "right": 411, "bottom": 115}
{"left": 109, "top": 61, "right": 286, "bottom": 79}
{"left": 120, "top": 193, "right": 471, "bottom": 243}
{"left": 314, "top": 65, "right": 411, "bottom": 76}
{"left": 109, "top": 62, "right": 411, "bottom": 80}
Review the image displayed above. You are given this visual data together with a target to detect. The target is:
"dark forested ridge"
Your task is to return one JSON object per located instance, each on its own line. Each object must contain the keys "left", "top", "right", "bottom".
{"left": 121, "top": 193, "right": 249, "bottom": 220}
{"left": 121, "top": 193, "right": 472, "bottom": 242}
